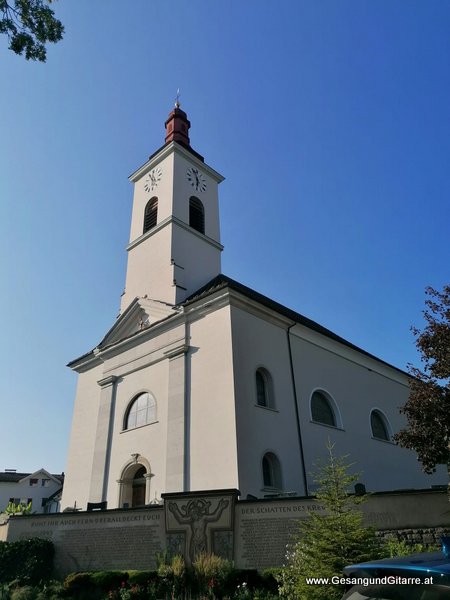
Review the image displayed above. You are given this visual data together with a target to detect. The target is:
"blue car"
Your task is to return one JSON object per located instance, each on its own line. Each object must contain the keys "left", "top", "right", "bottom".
{"left": 340, "top": 539, "right": 450, "bottom": 599}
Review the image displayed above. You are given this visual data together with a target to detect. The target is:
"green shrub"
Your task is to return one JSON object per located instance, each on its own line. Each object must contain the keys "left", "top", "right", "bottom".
{"left": 34, "top": 580, "right": 65, "bottom": 600}
{"left": 65, "top": 571, "right": 167, "bottom": 600}
{"left": 126, "top": 571, "right": 157, "bottom": 586}
{"left": 170, "top": 555, "right": 185, "bottom": 597}
{"left": 155, "top": 551, "right": 180, "bottom": 597}
{"left": 107, "top": 580, "right": 161, "bottom": 600}
{"left": 260, "top": 568, "right": 282, "bottom": 593}
{"left": 63, "top": 573, "right": 92, "bottom": 593}
{"left": 225, "top": 568, "right": 260, "bottom": 596}
{"left": 10, "top": 586, "right": 37, "bottom": 600}
{"left": 192, "top": 553, "right": 234, "bottom": 598}
{"left": 90, "top": 571, "right": 128, "bottom": 591}
{"left": 171, "top": 554, "right": 185, "bottom": 579}
{"left": 252, "top": 591, "right": 280, "bottom": 600}
{"left": 383, "top": 536, "right": 439, "bottom": 558}
{"left": 155, "top": 550, "right": 171, "bottom": 570}
{"left": 0, "top": 584, "right": 10, "bottom": 600}
{"left": 225, "top": 569, "right": 280, "bottom": 599}
{"left": 0, "top": 539, "right": 54, "bottom": 585}
{"left": 125, "top": 570, "right": 162, "bottom": 599}
{"left": 5, "top": 502, "right": 33, "bottom": 516}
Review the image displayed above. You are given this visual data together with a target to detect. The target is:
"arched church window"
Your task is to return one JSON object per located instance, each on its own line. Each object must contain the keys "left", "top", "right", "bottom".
{"left": 311, "top": 390, "right": 338, "bottom": 427}
{"left": 143, "top": 197, "right": 158, "bottom": 233}
{"left": 370, "top": 409, "right": 391, "bottom": 441}
{"left": 255, "top": 368, "right": 274, "bottom": 408}
{"left": 124, "top": 392, "right": 157, "bottom": 430}
{"left": 189, "top": 197, "right": 205, "bottom": 234}
{"left": 262, "top": 452, "right": 282, "bottom": 490}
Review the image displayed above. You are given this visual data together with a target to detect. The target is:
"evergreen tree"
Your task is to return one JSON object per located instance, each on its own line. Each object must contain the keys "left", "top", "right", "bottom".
{"left": 278, "top": 442, "right": 382, "bottom": 600}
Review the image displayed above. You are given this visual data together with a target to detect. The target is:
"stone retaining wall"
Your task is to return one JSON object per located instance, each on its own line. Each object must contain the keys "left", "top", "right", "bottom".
{"left": 377, "top": 527, "right": 450, "bottom": 547}
{"left": 1, "top": 488, "right": 449, "bottom": 575}
{"left": 1, "top": 507, "right": 165, "bottom": 575}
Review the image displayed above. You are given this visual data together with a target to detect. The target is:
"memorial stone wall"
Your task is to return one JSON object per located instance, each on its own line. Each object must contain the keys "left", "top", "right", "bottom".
{"left": 0, "top": 489, "right": 448, "bottom": 576}
{"left": 1, "top": 507, "right": 165, "bottom": 575}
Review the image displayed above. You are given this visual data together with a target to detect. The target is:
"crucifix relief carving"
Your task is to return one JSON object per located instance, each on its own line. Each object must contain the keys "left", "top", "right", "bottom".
{"left": 163, "top": 491, "right": 238, "bottom": 564}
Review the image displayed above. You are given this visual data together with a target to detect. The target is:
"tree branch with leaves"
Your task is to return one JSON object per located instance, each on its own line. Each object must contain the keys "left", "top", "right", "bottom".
{"left": 394, "top": 285, "right": 450, "bottom": 500}
{"left": 0, "top": 0, "right": 63, "bottom": 61}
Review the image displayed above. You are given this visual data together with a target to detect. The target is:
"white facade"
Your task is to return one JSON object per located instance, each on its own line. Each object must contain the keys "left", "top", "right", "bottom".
{"left": 61, "top": 106, "right": 445, "bottom": 511}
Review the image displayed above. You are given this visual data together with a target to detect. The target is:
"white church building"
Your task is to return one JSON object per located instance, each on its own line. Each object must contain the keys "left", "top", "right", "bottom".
{"left": 61, "top": 104, "right": 442, "bottom": 511}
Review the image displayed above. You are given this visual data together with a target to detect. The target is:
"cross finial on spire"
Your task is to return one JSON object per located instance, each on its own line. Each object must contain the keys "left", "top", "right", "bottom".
{"left": 165, "top": 95, "right": 191, "bottom": 146}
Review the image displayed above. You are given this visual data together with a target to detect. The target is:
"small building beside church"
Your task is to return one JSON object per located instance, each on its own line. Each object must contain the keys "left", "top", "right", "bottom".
{"left": 0, "top": 469, "right": 64, "bottom": 514}
{"left": 61, "top": 104, "right": 445, "bottom": 512}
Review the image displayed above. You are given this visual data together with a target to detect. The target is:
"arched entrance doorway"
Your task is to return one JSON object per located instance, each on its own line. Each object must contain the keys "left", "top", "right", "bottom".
{"left": 118, "top": 458, "right": 152, "bottom": 508}
{"left": 132, "top": 466, "right": 146, "bottom": 507}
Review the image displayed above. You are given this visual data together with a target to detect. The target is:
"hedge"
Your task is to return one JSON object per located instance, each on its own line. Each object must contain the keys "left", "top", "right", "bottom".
{"left": 0, "top": 538, "right": 54, "bottom": 584}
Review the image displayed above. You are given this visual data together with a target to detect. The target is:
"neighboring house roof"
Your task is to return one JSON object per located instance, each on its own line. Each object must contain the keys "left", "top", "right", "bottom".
{"left": 68, "top": 273, "right": 408, "bottom": 377}
{"left": 0, "top": 473, "right": 30, "bottom": 483}
{"left": 0, "top": 469, "right": 64, "bottom": 484}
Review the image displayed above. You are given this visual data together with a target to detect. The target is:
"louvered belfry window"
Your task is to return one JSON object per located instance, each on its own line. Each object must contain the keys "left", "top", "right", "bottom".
{"left": 143, "top": 197, "right": 158, "bottom": 233}
{"left": 189, "top": 197, "right": 205, "bottom": 234}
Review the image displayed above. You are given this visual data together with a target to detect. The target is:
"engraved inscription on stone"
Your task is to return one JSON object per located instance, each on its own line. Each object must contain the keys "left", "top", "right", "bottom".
{"left": 235, "top": 502, "right": 326, "bottom": 569}
{"left": 239, "top": 517, "right": 296, "bottom": 569}
{"left": 8, "top": 509, "right": 165, "bottom": 576}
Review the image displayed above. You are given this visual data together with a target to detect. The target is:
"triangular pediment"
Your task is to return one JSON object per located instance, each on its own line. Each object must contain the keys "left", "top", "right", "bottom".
{"left": 98, "top": 297, "right": 176, "bottom": 348}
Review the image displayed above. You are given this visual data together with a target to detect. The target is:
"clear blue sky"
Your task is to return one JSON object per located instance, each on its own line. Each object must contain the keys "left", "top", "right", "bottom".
{"left": 0, "top": 1, "right": 449, "bottom": 474}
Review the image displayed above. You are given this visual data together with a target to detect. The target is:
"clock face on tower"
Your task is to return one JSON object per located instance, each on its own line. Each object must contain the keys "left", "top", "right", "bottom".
{"left": 144, "top": 167, "right": 162, "bottom": 192}
{"left": 187, "top": 167, "right": 207, "bottom": 192}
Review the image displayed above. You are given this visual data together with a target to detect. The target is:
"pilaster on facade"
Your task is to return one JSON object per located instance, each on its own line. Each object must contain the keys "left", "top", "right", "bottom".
{"left": 165, "top": 342, "right": 189, "bottom": 493}
{"left": 89, "top": 375, "right": 118, "bottom": 504}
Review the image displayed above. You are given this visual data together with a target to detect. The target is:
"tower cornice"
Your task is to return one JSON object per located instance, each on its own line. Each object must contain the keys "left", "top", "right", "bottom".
{"left": 128, "top": 141, "right": 225, "bottom": 184}
{"left": 126, "top": 215, "right": 224, "bottom": 253}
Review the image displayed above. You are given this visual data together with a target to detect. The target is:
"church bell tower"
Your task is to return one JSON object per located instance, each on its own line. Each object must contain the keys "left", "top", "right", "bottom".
{"left": 120, "top": 102, "right": 225, "bottom": 312}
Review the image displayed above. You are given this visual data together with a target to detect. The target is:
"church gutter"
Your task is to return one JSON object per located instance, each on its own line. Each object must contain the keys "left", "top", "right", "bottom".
{"left": 287, "top": 322, "right": 309, "bottom": 497}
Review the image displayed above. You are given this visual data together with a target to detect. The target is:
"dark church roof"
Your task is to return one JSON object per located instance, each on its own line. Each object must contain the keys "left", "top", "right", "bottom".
{"left": 183, "top": 274, "right": 408, "bottom": 376}
{"left": 68, "top": 273, "right": 407, "bottom": 377}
